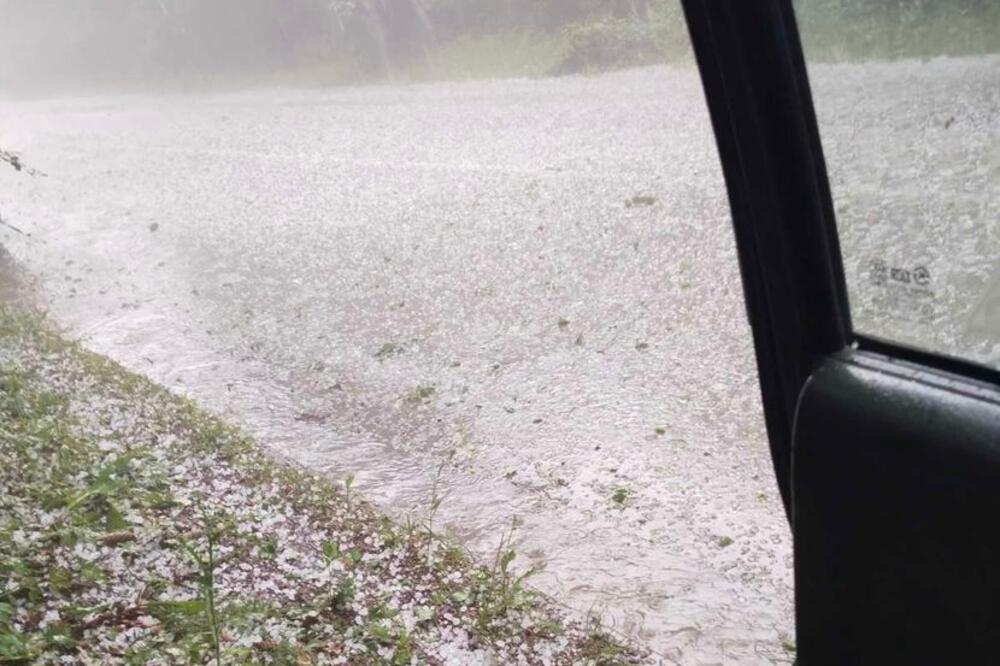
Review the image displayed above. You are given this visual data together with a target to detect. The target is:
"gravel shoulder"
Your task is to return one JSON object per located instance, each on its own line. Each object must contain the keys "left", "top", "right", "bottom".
{"left": 0, "top": 303, "right": 648, "bottom": 665}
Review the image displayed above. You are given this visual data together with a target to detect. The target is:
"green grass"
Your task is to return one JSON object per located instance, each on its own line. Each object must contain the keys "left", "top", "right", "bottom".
{"left": 580, "top": 627, "right": 631, "bottom": 665}
{"left": 374, "top": 341, "right": 406, "bottom": 360}
{"left": 0, "top": 316, "right": 309, "bottom": 662}
{"left": 406, "top": 385, "right": 437, "bottom": 404}
{"left": 0, "top": 305, "right": 642, "bottom": 664}
{"left": 611, "top": 487, "right": 630, "bottom": 506}
{"left": 471, "top": 518, "right": 544, "bottom": 638}
{"left": 797, "top": 9, "right": 1000, "bottom": 63}
{"left": 400, "top": 30, "right": 571, "bottom": 83}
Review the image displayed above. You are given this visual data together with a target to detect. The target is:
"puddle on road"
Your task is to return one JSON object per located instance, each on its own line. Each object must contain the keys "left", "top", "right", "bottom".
{"left": 1, "top": 66, "right": 794, "bottom": 664}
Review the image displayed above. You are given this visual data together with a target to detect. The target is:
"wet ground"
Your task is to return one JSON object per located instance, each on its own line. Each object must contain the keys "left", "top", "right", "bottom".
{"left": 1, "top": 57, "right": 995, "bottom": 664}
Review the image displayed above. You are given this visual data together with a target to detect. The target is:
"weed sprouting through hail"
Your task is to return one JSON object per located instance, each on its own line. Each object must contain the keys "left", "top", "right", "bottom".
{"left": 172, "top": 506, "right": 230, "bottom": 666}
{"left": 473, "top": 515, "right": 545, "bottom": 636}
{"left": 343, "top": 471, "right": 356, "bottom": 506}
{"left": 424, "top": 451, "right": 454, "bottom": 569}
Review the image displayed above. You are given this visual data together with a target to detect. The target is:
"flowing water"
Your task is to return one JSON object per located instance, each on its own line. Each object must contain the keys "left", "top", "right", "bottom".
{"left": 2, "top": 58, "right": 995, "bottom": 664}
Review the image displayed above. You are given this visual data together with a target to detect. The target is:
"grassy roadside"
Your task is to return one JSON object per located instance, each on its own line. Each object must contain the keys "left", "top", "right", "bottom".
{"left": 0, "top": 305, "right": 644, "bottom": 665}
{"left": 398, "top": 31, "right": 571, "bottom": 83}
{"left": 259, "top": 32, "right": 571, "bottom": 90}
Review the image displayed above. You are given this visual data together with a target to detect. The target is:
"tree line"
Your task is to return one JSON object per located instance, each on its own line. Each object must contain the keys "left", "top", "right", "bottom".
{"left": 0, "top": 0, "right": 996, "bottom": 94}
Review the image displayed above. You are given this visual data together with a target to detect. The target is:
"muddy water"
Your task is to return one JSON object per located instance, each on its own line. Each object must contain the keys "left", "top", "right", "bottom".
{"left": 5, "top": 65, "right": 784, "bottom": 664}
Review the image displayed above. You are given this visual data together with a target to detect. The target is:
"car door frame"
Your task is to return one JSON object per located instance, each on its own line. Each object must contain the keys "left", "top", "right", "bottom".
{"left": 680, "top": 0, "right": 1000, "bottom": 662}
{"left": 680, "top": 0, "right": 853, "bottom": 516}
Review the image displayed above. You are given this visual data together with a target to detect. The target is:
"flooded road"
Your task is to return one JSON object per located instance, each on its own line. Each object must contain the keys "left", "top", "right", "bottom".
{"left": 5, "top": 56, "right": 993, "bottom": 663}
{"left": 4, "top": 65, "right": 791, "bottom": 664}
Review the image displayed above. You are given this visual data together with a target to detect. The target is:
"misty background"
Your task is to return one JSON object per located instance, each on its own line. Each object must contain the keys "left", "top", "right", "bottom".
{"left": 0, "top": 0, "right": 688, "bottom": 95}
{"left": 1, "top": 0, "right": 997, "bottom": 97}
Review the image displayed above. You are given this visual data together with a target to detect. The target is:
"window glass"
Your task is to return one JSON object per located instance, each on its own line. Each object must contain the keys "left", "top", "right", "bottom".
{"left": 795, "top": 0, "right": 1000, "bottom": 369}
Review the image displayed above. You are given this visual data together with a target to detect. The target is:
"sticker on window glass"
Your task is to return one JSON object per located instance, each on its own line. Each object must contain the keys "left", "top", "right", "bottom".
{"left": 865, "top": 258, "right": 936, "bottom": 324}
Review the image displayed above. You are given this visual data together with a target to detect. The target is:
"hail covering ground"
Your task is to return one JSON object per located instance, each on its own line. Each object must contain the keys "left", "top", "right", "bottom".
{"left": 0, "top": 307, "right": 649, "bottom": 664}
{"left": 7, "top": 56, "right": 992, "bottom": 662}
{"left": 809, "top": 57, "right": 1000, "bottom": 367}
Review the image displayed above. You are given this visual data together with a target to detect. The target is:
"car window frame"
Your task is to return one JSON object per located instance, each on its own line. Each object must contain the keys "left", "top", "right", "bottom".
{"left": 679, "top": 0, "right": 1000, "bottom": 516}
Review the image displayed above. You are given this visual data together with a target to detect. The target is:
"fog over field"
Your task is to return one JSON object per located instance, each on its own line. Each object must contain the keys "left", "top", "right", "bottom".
{"left": 1, "top": 0, "right": 995, "bottom": 95}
